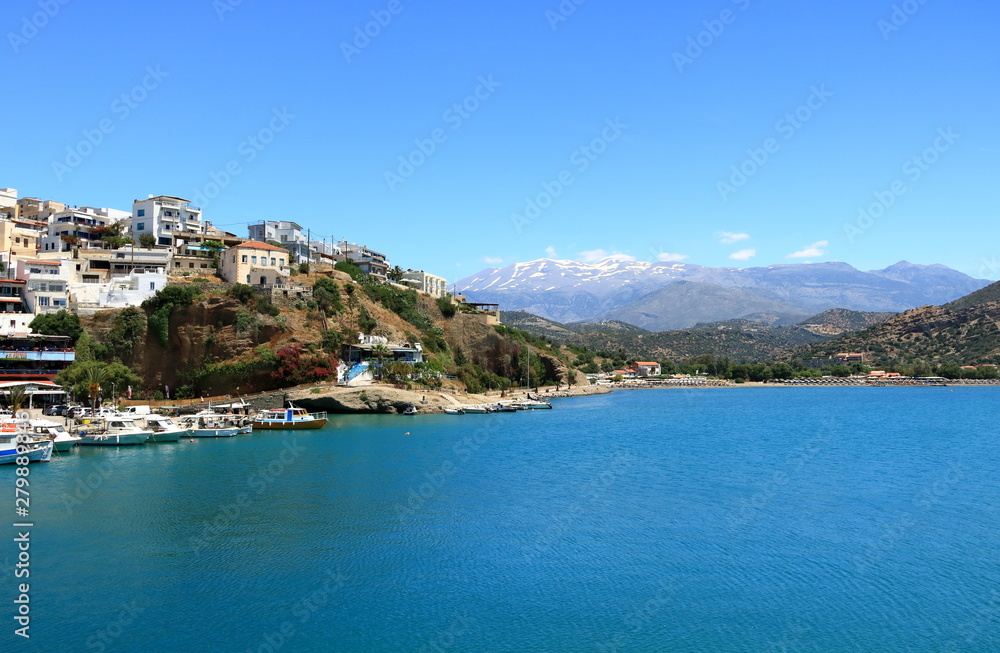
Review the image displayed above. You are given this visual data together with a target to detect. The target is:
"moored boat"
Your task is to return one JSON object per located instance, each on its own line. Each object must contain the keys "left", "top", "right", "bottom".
{"left": 461, "top": 405, "right": 490, "bottom": 414}
{"left": 76, "top": 417, "right": 152, "bottom": 446}
{"left": 0, "top": 433, "right": 53, "bottom": 464}
{"left": 251, "top": 405, "right": 327, "bottom": 430}
{"left": 403, "top": 404, "right": 418, "bottom": 415}
{"left": 136, "top": 414, "right": 188, "bottom": 443}
{"left": 27, "top": 419, "right": 81, "bottom": 452}
{"left": 443, "top": 407, "right": 465, "bottom": 415}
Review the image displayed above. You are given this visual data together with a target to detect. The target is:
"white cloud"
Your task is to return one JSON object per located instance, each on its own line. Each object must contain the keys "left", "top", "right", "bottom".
{"left": 577, "top": 249, "right": 636, "bottom": 263}
{"left": 482, "top": 256, "right": 504, "bottom": 265}
{"left": 544, "top": 246, "right": 557, "bottom": 258}
{"left": 729, "top": 248, "right": 756, "bottom": 261}
{"left": 718, "top": 232, "right": 750, "bottom": 244}
{"left": 657, "top": 252, "right": 689, "bottom": 262}
{"left": 787, "top": 240, "right": 829, "bottom": 259}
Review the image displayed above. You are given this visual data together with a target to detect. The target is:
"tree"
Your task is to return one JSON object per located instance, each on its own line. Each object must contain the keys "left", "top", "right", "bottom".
{"left": 29, "top": 310, "right": 83, "bottom": 343}
{"left": 138, "top": 233, "right": 157, "bottom": 249}
{"left": 313, "top": 277, "right": 343, "bottom": 315}
{"left": 57, "top": 361, "right": 142, "bottom": 407}
{"left": 5, "top": 385, "right": 28, "bottom": 414}
{"left": 370, "top": 344, "right": 391, "bottom": 378}
{"left": 388, "top": 265, "right": 404, "bottom": 282}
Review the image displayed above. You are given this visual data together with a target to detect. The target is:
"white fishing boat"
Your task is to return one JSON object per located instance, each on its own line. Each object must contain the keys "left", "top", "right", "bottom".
{"left": 26, "top": 419, "right": 81, "bottom": 453}
{"left": 443, "top": 407, "right": 465, "bottom": 415}
{"left": 180, "top": 413, "right": 240, "bottom": 438}
{"left": 0, "top": 432, "right": 53, "bottom": 464}
{"left": 403, "top": 404, "right": 418, "bottom": 415}
{"left": 461, "top": 405, "right": 490, "bottom": 414}
{"left": 136, "top": 414, "right": 188, "bottom": 443}
{"left": 510, "top": 397, "right": 553, "bottom": 410}
{"left": 77, "top": 417, "right": 152, "bottom": 446}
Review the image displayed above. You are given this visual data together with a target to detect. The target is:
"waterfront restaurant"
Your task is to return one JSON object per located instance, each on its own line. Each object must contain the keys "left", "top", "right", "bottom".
{"left": 0, "top": 334, "right": 75, "bottom": 381}
{"left": 0, "top": 380, "right": 68, "bottom": 411}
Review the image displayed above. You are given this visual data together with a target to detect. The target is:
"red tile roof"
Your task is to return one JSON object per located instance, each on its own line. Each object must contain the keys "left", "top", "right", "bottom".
{"left": 232, "top": 240, "right": 289, "bottom": 253}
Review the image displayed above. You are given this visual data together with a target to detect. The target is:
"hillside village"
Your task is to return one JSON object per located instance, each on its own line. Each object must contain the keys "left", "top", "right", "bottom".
{"left": 0, "top": 188, "right": 449, "bottom": 322}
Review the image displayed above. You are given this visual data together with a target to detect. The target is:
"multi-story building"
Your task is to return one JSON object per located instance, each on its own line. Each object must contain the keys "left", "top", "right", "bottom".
{"left": 0, "top": 188, "right": 16, "bottom": 209}
{"left": 12, "top": 198, "right": 65, "bottom": 223}
{"left": 39, "top": 206, "right": 130, "bottom": 253}
{"left": 0, "top": 217, "right": 45, "bottom": 262}
{"left": 219, "top": 241, "right": 291, "bottom": 286}
{"left": 0, "top": 279, "right": 33, "bottom": 335}
{"left": 248, "top": 221, "right": 310, "bottom": 264}
{"left": 0, "top": 334, "right": 75, "bottom": 382}
{"left": 338, "top": 241, "right": 389, "bottom": 281}
{"left": 401, "top": 270, "right": 448, "bottom": 298}
{"left": 128, "top": 195, "right": 208, "bottom": 247}
{"left": 16, "top": 259, "right": 72, "bottom": 315}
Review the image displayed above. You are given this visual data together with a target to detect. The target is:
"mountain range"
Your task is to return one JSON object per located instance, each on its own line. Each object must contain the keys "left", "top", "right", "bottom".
{"left": 459, "top": 259, "right": 991, "bottom": 331}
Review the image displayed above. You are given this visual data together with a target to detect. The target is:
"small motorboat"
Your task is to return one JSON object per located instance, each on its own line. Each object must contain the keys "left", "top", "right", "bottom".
{"left": 443, "top": 407, "right": 465, "bottom": 415}
{"left": 26, "top": 419, "right": 81, "bottom": 453}
{"left": 76, "top": 418, "right": 152, "bottom": 446}
{"left": 136, "top": 414, "right": 188, "bottom": 443}
{"left": 0, "top": 432, "right": 53, "bottom": 464}
{"left": 403, "top": 404, "right": 418, "bottom": 416}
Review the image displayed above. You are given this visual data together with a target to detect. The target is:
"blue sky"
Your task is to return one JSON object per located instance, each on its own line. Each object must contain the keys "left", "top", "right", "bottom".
{"left": 4, "top": 0, "right": 999, "bottom": 281}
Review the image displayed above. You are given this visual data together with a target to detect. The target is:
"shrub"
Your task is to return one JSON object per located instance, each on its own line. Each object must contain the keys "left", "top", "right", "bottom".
{"left": 227, "top": 284, "right": 255, "bottom": 304}
{"left": 29, "top": 310, "right": 82, "bottom": 343}
{"left": 234, "top": 310, "right": 258, "bottom": 333}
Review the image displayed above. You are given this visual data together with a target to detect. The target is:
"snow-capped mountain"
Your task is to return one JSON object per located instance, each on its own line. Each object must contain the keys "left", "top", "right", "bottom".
{"left": 457, "top": 258, "right": 991, "bottom": 330}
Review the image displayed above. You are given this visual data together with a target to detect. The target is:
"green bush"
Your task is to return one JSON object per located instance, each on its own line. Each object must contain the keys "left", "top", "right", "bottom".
{"left": 30, "top": 310, "right": 83, "bottom": 343}
{"left": 227, "top": 284, "right": 255, "bottom": 304}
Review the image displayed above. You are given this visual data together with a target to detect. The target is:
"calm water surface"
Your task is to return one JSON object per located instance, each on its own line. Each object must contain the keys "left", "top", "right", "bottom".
{"left": 4, "top": 387, "right": 999, "bottom": 652}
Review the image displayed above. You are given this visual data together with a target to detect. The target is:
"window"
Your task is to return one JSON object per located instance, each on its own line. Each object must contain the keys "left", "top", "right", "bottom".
{"left": 158, "top": 237, "right": 171, "bottom": 246}
{"left": 150, "top": 282, "right": 155, "bottom": 290}
{"left": 137, "top": 223, "right": 145, "bottom": 231}
{"left": 241, "top": 255, "right": 247, "bottom": 263}
{"left": 38, "top": 297, "right": 50, "bottom": 307}
{"left": 137, "top": 209, "right": 145, "bottom": 217}
{"left": 232, "top": 255, "right": 236, "bottom": 263}
{"left": 270, "top": 258, "right": 276, "bottom": 266}
{"left": 251, "top": 256, "right": 257, "bottom": 264}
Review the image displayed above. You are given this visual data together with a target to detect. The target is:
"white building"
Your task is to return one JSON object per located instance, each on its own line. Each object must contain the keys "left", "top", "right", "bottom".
{"left": 16, "top": 259, "right": 73, "bottom": 314}
{"left": 128, "top": 195, "right": 208, "bottom": 247}
{"left": 0, "top": 188, "right": 16, "bottom": 209}
{"left": 338, "top": 241, "right": 389, "bottom": 281}
{"left": 40, "top": 206, "right": 131, "bottom": 253}
{"left": 401, "top": 270, "right": 447, "bottom": 298}
{"left": 248, "top": 221, "right": 310, "bottom": 264}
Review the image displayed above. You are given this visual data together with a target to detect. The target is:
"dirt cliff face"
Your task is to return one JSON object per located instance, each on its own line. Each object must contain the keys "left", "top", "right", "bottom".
{"left": 82, "top": 279, "right": 582, "bottom": 396}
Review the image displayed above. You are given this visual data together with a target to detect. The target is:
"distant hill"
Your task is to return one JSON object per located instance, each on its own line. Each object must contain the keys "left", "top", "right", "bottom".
{"left": 790, "top": 288, "right": 1000, "bottom": 366}
{"left": 797, "top": 309, "right": 898, "bottom": 336}
{"left": 944, "top": 280, "right": 1000, "bottom": 311}
{"left": 502, "top": 311, "right": 826, "bottom": 362}
{"left": 460, "top": 258, "right": 991, "bottom": 328}
{"left": 596, "top": 281, "right": 808, "bottom": 332}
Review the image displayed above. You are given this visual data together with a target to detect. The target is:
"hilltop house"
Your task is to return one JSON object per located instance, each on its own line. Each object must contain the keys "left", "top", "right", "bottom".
{"left": 338, "top": 241, "right": 389, "bottom": 281}
{"left": 401, "top": 269, "right": 447, "bottom": 298}
{"left": 248, "top": 221, "right": 310, "bottom": 264}
{"left": 219, "top": 241, "right": 291, "bottom": 286}
{"left": 127, "top": 195, "right": 209, "bottom": 247}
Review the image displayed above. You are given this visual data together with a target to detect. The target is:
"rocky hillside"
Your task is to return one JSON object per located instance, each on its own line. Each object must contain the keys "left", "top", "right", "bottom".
{"left": 797, "top": 309, "right": 898, "bottom": 336}
{"left": 77, "top": 270, "right": 582, "bottom": 398}
{"left": 789, "top": 282, "right": 1000, "bottom": 366}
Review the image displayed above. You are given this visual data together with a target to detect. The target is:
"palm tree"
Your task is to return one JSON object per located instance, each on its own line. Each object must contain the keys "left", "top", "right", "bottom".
{"left": 6, "top": 385, "right": 28, "bottom": 415}
{"left": 370, "top": 344, "right": 391, "bottom": 379}
{"left": 84, "top": 365, "right": 109, "bottom": 410}
{"left": 388, "top": 266, "right": 404, "bottom": 282}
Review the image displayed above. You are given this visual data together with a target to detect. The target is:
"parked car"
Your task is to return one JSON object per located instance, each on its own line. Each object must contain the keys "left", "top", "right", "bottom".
{"left": 67, "top": 406, "right": 91, "bottom": 419}
{"left": 44, "top": 404, "right": 70, "bottom": 416}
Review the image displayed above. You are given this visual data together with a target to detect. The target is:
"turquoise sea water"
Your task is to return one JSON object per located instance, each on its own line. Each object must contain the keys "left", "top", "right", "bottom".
{"left": 4, "top": 387, "right": 1000, "bottom": 652}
